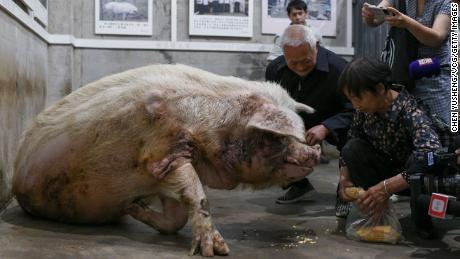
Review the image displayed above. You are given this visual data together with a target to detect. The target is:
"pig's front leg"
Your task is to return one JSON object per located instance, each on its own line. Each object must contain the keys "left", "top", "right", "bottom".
{"left": 162, "top": 163, "right": 229, "bottom": 256}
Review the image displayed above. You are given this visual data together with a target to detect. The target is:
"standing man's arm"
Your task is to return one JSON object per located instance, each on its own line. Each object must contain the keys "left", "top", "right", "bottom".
{"left": 267, "top": 35, "right": 283, "bottom": 62}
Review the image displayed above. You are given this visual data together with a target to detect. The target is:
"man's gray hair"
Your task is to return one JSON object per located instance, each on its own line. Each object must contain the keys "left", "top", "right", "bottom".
{"left": 280, "top": 24, "right": 318, "bottom": 49}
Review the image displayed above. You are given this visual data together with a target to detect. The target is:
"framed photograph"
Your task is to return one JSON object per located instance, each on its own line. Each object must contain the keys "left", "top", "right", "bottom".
{"left": 95, "top": 0, "right": 153, "bottom": 36}
{"left": 189, "top": 0, "right": 253, "bottom": 37}
{"left": 262, "top": 0, "right": 337, "bottom": 36}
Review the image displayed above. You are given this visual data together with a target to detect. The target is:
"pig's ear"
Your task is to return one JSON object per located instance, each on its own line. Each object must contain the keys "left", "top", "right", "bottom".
{"left": 246, "top": 103, "right": 306, "bottom": 142}
{"left": 144, "top": 92, "right": 167, "bottom": 117}
{"left": 295, "top": 102, "right": 315, "bottom": 114}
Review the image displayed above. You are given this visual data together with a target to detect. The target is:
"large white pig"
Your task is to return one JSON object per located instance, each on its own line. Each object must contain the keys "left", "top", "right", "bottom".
{"left": 103, "top": 2, "right": 138, "bottom": 20}
{"left": 13, "top": 64, "right": 320, "bottom": 256}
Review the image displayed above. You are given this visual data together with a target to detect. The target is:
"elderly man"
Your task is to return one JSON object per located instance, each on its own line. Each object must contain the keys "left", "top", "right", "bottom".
{"left": 266, "top": 25, "right": 353, "bottom": 204}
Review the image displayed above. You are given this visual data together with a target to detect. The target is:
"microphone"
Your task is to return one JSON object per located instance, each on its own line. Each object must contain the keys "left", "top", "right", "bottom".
{"left": 409, "top": 58, "right": 449, "bottom": 80}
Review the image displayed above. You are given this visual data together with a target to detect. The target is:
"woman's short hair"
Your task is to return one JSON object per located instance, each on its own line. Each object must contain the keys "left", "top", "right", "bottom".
{"left": 338, "top": 57, "right": 392, "bottom": 98}
{"left": 280, "top": 24, "right": 317, "bottom": 49}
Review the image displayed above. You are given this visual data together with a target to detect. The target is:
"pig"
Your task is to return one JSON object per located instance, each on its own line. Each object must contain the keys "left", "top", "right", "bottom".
{"left": 103, "top": 2, "right": 138, "bottom": 20}
{"left": 12, "top": 64, "right": 320, "bottom": 257}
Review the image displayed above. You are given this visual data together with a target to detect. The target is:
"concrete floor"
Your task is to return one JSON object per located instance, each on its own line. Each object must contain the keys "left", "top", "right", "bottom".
{"left": 1, "top": 148, "right": 460, "bottom": 258}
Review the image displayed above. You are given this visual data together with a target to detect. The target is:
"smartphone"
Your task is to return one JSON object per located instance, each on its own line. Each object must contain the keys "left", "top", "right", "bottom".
{"left": 366, "top": 4, "right": 395, "bottom": 21}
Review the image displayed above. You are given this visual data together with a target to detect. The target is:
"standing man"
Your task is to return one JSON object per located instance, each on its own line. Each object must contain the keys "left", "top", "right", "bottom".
{"left": 267, "top": 0, "right": 322, "bottom": 62}
{"left": 266, "top": 25, "right": 353, "bottom": 204}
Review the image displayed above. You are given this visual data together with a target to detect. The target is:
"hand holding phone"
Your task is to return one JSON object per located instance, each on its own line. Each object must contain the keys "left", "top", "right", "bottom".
{"left": 368, "top": 5, "right": 395, "bottom": 17}
{"left": 363, "top": 3, "right": 395, "bottom": 23}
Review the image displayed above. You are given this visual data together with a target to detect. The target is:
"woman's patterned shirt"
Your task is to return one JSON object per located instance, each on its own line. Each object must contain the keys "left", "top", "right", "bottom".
{"left": 341, "top": 89, "right": 442, "bottom": 181}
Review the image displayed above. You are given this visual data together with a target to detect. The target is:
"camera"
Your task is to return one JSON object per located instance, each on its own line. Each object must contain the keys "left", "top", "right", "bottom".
{"left": 412, "top": 152, "right": 460, "bottom": 198}
{"left": 416, "top": 174, "right": 460, "bottom": 198}
{"left": 410, "top": 151, "right": 460, "bottom": 217}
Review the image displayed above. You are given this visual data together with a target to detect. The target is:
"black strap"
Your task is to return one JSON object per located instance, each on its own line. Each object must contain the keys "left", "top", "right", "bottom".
{"left": 397, "top": 0, "right": 407, "bottom": 14}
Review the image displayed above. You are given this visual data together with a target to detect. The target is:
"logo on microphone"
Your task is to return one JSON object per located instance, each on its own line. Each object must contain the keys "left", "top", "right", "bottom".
{"left": 417, "top": 58, "right": 434, "bottom": 66}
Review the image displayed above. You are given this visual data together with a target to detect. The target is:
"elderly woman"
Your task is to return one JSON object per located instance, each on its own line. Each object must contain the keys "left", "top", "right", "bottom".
{"left": 337, "top": 57, "right": 444, "bottom": 239}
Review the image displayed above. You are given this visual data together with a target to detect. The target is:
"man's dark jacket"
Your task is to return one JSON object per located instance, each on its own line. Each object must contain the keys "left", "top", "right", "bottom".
{"left": 265, "top": 46, "right": 353, "bottom": 150}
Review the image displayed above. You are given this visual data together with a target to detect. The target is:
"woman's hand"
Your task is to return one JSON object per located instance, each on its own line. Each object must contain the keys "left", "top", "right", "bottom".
{"left": 338, "top": 166, "right": 356, "bottom": 202}
{"left": 339, "top": 178, "right": 356, "bottom": 202}
{"left": 385, "top": 5, "right": 449, "bottom": 47}
{"left": 384, "top": 7, "right": 410, "bottom": 28}
{"left": 356, "top": 181, "right": 390, "bottom": 216}
{"left": 362, "top": 3, "right": 376, "bottom": 26}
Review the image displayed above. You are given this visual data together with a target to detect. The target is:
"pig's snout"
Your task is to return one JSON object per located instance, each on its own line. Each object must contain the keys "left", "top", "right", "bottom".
{"left": 285, "top": 143, "right": 321, "bottom": 168}
{"left": 278, "top": 143, "right": 321, "bottom": 183}
{"left": 281, "top": 164, "right": 314, "bottom": 182}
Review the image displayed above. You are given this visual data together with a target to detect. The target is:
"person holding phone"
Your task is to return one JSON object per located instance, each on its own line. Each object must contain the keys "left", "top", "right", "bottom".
{"left": 362, "top": 1, "right": 451, "bottom": 124}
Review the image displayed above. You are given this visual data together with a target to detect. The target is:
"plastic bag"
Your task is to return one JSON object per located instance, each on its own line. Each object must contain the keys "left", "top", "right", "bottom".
{"left": 346, "top": 202, "right": 402, "bottom": 244}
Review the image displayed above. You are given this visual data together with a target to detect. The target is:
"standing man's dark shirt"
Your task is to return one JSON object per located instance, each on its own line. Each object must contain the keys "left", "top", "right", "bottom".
{"left": 265, "top": 46, "right": 353, "bottom": 149}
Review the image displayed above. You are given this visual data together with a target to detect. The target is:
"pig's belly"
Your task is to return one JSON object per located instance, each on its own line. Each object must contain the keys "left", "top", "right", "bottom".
{"left": 16, "top": 175, "right": 132, "bottom": 223}
{"left": 14, "top": 133, "right": 155, "bottom": 223}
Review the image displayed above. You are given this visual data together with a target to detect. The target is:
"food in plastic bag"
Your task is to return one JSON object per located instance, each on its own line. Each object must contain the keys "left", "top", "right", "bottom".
{"left": 346, "top": 202, "right": 402, "bottom": 244}
{"left": 355, "top": 225, "right": 401, "bottom": 243}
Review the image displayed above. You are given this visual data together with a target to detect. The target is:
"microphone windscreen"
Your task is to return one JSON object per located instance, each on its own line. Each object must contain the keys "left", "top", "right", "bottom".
{"left": 409, "top": 58, "right": 441, "bottom": 80}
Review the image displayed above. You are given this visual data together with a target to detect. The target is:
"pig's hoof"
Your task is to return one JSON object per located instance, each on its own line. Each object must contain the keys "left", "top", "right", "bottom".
{"left": 189, "top": 228, "right": 229, "bottom": 257}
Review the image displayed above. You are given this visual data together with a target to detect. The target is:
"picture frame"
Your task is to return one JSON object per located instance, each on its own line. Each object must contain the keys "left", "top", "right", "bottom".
{"left": 189, "top": 0, "right": 253, "bottom": 38}
{"left": 95, "top": 0, "right": 153, "bottom": 36}
{"left": 262, "top": 0, "right": 337, "bottom": 36}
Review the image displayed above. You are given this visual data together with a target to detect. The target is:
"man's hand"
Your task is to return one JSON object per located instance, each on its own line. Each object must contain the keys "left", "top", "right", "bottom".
{"left": 356, "top": 181, "right": 390, "bottom": 217}
{"left": 305, "top": 124, "right": 329, "bottom": 146}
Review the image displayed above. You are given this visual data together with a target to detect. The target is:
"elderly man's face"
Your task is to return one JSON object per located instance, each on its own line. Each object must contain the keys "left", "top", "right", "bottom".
{"left": 283, "top": 43, "right": 317, "bottom": 78}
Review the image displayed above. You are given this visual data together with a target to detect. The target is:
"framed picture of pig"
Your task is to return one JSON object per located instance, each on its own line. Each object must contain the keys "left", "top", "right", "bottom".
{"left": 95, "top": 0, "right": 153, "bottom": 36}
{"left": 262, "top": 0, "right": 337, "bottom": 36}
{"left": 189, "top": 0, "right": 253, "bottom": 37}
